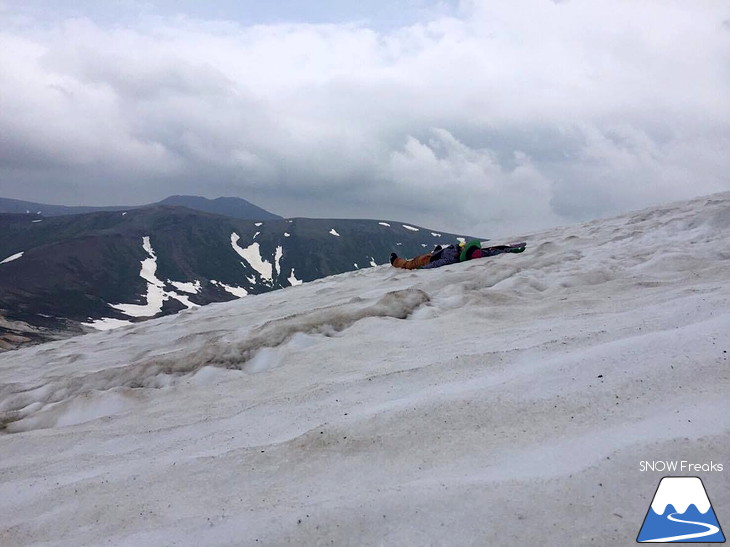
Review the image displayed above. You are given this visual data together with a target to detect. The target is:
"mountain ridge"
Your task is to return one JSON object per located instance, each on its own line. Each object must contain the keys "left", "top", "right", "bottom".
{"left": 0, "top": 206, "right": 486, "bottom": 350}
{"left": 0, "top": 194, "right": 281, "bottom": 221}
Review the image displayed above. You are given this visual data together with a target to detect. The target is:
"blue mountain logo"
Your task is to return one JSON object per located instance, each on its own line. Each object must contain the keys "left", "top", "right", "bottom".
{"left": 637, "top": 476, "right": 725, "bottom": 543}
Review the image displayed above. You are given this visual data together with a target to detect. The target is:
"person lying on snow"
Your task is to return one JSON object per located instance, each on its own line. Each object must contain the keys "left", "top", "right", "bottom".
{"left": 390, "top": 239, "right": 525, "bottom": 270}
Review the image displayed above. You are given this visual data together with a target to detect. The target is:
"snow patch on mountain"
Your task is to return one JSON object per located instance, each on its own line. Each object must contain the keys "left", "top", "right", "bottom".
{"left": 274, "top": 246, "right": 283, "bottom": 279}
{"left": 169, "top": 280, "right": 201, "bottom": 294}
{"left": 110, "top": 236, "right": 166, "bottom": 317}
{"left": 110, "top": 237, "right": 200, "bottom": 317}
{"left": 402, "top": 224, "right": 419, "bottom": 231}
{"left": 211, "top": 280, "right": 248, "bottom": 298}
{"left": 287, "top": 269, "right": 303, "bottom": 286}
{"left": 0, "top": 252, "right": 23, "bottom": 265}
{"left": 231, "top": 232, "right": 273, "bottom": 282}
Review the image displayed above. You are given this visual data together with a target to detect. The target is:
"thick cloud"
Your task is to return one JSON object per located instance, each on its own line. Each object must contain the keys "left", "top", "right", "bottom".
{"left": 1, "top": 0, "right": 728, "bottom": 236}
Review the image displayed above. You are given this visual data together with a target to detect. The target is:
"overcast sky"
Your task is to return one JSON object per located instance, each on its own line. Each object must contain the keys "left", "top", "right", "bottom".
{"left": 1, "top": 0, "right": 728, "bottom": 236}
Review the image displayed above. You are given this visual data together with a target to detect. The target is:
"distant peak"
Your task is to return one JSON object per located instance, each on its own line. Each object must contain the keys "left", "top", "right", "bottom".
{"left": 156, "top": 195, "right": 281, "bottom": 220}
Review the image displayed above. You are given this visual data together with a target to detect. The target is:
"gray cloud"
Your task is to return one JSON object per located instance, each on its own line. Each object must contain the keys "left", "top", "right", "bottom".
{"left": 1, "top": 0, "right": 729, "bottom": 236}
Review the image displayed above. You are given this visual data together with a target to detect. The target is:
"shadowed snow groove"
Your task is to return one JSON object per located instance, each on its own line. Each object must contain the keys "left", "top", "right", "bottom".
{"left": 194, "top": 288, "right": 429, "bottom": 368}
{"left": 0, "top": 288, "right": 429, "bottom": 432}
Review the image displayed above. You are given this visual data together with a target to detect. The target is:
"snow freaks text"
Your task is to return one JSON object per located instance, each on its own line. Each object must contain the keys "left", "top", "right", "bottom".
{"left": 639, "top": 461, "right": 724, "bottom": 473}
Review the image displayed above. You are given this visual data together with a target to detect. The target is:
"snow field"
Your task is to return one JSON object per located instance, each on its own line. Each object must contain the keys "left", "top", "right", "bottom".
{"left": 0, "top": 193, "right": 728, "bottom": 545}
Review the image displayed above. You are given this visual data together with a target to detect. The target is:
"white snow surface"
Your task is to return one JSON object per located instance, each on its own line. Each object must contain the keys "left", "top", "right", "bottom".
{"left": 0, "top": 251, "right": 23, "bottom": 264}
{"left": 402, "top": 224, "right": 419, "bottom": 231}
{"left": 1, "top": 193, "right": 730, "bottom": 545}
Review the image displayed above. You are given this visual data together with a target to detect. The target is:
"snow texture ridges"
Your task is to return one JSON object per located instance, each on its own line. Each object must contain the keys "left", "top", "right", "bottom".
{"left": 0, "top": 289, "right": 428, "bottom": 432}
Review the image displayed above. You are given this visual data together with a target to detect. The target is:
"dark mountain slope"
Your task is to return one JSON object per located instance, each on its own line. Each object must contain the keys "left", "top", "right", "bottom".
{"left": 0, "top": 207, "right": 483, "bottom": 349}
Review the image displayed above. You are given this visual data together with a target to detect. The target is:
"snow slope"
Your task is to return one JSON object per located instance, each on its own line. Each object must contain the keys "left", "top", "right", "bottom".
{"left": 1, "top": 193, "right": 729, "bottom": 546}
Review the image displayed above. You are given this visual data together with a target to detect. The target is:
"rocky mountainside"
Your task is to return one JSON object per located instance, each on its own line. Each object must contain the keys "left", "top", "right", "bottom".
{"left": 0, "top": 206, "right": 483, "bottom": 350}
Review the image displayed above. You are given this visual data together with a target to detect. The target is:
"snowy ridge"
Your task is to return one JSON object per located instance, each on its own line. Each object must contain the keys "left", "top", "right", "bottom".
{"left": 0, "top": 289, "right": 429, "bottom": 431}
{"left": 0, "top": 192, "right": 729, "bottom": 545}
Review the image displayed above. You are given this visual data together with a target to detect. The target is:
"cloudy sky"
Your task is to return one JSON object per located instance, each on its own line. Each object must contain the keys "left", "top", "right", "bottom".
{"left": 1, "top": 0, "right": 728, "bottom": 236}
